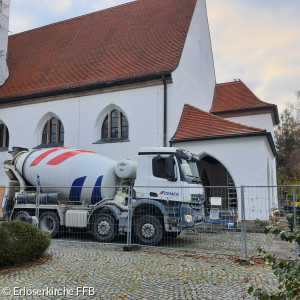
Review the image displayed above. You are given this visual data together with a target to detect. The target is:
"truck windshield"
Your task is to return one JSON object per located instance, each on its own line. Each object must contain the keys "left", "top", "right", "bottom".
{"left": 179, "top": 158, "right": 201, "bottom": 184}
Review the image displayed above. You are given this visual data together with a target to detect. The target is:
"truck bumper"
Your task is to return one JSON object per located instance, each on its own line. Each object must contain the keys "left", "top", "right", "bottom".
{"left": 164, "top": 203, "right": 204, "bottom": 233}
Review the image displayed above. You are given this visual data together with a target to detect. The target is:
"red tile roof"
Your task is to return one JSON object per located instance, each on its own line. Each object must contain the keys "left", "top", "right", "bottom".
{"left": 211, "top": 80, "right": 275, "bottom": 113}
{"left": 172, "top": 104, "right": 265, "bottom": 141}
{"left": 0, "top": 0, "right": 197, "bottom": 102}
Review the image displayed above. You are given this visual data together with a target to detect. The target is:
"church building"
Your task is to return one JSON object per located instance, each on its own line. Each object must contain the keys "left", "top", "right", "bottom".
{"left": 0, "top": 0, "right": 279, "bottom": 220}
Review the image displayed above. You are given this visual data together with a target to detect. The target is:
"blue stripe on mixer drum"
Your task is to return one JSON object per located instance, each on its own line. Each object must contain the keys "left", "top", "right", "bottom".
{"left": 91, "top": 176, "right": 103, "bottom": 204}
{"left": 69, "top": 176, "right": 87, "bottom": 202}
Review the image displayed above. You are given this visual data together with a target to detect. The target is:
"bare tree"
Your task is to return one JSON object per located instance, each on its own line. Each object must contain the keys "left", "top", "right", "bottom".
{"left": 275, "top": 95, "right": 300, "bottom": 184}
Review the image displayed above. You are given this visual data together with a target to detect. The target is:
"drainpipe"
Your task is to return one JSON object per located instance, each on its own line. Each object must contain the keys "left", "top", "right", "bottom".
{"left": 162, "top": 76, "right": 167, "bottom": 147}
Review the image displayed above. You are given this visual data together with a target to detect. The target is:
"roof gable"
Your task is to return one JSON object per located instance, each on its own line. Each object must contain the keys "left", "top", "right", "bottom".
{"left": 172, "top": 104, "right": 266, "bottom": 141}
{"left": 0, "top": 0, "right": 197, "bottom": 102}
{"left": 210, "top": 80, "right": 279, "bottom": 125}
{"left": 211, "top": 80, "right": 274, "bottom": 112}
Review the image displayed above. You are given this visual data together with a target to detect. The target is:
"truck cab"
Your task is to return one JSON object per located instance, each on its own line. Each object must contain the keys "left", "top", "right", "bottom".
{"left": 135, "top": 147, "right": 204, "bottom": 203}
{"left": 129, "top": 147, "right": 205, "bottom": 245}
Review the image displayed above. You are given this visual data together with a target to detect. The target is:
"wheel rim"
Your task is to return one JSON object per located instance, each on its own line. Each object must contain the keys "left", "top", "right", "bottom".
{"left": 98, "top": 220, "right": 111, "bottom": 235}
{"left": 16, "top": 215, "right": 28, "bottom": 222}
{"left": 141, "top": 223, "right": 155, "bottom": 238}
{"left": 40, "top": 217, "right": 55, "bottom": 233}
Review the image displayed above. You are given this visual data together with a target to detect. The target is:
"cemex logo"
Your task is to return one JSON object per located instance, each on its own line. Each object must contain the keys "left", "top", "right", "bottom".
{"left": 160, "top": 191, "right": 179, "bottom": 197}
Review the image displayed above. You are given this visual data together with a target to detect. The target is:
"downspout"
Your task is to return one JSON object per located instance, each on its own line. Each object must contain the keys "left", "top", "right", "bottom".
{"left": 162, "top": 76, "right": 167, "bottom": 147}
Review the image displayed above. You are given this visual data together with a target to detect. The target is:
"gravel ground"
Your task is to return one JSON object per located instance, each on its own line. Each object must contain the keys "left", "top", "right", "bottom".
{"left": 0, "top": 240, "right": 279, "bottom": 300}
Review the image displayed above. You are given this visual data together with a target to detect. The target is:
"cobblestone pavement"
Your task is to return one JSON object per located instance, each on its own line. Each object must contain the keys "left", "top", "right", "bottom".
{"left": 0, "top": 240, "right": 279, "bottom": 300}
{"left": 168, "top": 230, "right": 274, "bottom": 257}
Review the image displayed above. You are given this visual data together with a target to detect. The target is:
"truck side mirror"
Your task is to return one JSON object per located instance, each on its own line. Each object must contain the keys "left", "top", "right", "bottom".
{"left": 165, "top": 157, "right": 177, "bottom": 182}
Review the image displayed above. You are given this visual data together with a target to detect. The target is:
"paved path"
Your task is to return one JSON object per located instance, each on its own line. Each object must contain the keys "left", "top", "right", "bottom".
{"left": 0, "top": 241, "right": 279, "bottom": 299}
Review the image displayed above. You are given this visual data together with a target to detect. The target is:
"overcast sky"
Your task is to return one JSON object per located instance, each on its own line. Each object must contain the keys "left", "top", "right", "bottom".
{"left": 8, "top": 0, "right": 300, "bottom": 112}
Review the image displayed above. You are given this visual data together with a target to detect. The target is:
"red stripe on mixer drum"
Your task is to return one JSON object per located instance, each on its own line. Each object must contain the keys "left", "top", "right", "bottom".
{"left": 30, "top": 147, "right": 69, "bottom": 167}
{"left": 46, "top": 150, "right": 95, "bottom": 166}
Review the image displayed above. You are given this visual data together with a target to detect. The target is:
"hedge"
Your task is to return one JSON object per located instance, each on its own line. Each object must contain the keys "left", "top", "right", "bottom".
{"left": 0, "top": 221, "right": 51, "bottom": 268}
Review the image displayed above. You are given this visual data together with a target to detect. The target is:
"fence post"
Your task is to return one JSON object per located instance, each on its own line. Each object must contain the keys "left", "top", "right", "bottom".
{"left": 293, "top": 186, "right": 298, "bottom": 261}
{"left": 240, "top": 186, "right": 248, "bottom": 259}
{"left": 35, "top": 176, "right": 41, "bottom": 221}
{"left": 125, "top": 186, "right": 133, "bottom": 250}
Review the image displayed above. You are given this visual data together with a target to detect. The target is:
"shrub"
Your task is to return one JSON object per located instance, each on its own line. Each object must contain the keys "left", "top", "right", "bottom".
{"left": 248, "top": 215, "right": 300, "bottom": 299}
{"left": 0, "top": 221, "right": 51, "bottom": 268}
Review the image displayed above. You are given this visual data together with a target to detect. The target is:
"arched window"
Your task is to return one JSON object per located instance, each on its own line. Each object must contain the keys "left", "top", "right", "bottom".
{"left": 0, "top": 123, "right": 9, "bottom": 149}
{"left": 41, "top": 117, "right": 64, "bottom": 146}
{"left": 101, "top": 109, "right": 128, "bottom": 141}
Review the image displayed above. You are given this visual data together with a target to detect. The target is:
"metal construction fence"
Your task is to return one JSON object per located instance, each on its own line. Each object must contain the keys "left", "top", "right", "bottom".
{"left": 0, "top": 185, "right": 299, "bottom": 260}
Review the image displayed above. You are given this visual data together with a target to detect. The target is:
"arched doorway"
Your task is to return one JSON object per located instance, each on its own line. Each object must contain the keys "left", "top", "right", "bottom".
{"left": 198, "top": 155, "right": 238, "bottom": 217}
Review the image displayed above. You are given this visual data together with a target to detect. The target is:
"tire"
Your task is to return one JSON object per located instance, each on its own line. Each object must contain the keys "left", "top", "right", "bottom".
{"left": 39, "top": 212, "right": 60, "bottom": 238}
{"left": 13, "top": 211, "right": 31, "bottom": 222}
{"left": 134, "top": 215, "right": 163, "bottom": 246}
{"left": 92, "top": 214, "right": 117, "bottom": 242}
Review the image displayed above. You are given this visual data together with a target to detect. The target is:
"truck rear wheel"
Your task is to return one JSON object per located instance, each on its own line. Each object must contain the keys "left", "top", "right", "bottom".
{"left": 14, "top": 211, "right": 31, "bottom": 222}
{"left": 134, "top": 215, "right": 163, "bottom": 246}
{"left": 92, "top": 214, "right": 117, "bottom": 242}
{"left": 39, "top": 212, "right": 60, "bottom": 238}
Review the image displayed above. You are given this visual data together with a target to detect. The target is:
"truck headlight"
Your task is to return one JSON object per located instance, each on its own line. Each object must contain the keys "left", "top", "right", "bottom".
{"left": 184, "top": 214, "right": 193, "bottom": 223}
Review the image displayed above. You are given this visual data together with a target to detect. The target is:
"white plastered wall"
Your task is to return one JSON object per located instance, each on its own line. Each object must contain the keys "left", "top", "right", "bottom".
{"left": 225, "top": 114, "right": 275, "bottom": 138}
{"left": 168, "top": 0, "right": 216, "bottom": 141}
{"left": 173, "top": 135, "right": 277, "bottom": 220}
{"left": 0, "top": 84, "right": 165, "bottom": 187}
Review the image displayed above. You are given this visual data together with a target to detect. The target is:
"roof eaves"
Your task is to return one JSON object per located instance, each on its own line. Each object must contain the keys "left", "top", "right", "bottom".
{"left": 170, "top": 131, "right": 276, "bottom": 156}
{"left": 0, "top": 72, "right": 172, "bottom": 105}
{"left": 266, "top": 132, "right": 277, "bottom": 157}
{"left": 211, "top": 105, "right": 280, "bottom": 125}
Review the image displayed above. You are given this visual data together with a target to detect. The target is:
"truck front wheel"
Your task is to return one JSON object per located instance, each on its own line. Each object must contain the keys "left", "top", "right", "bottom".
{"left": 92, "top": 214, "right": 117, "bottom": 242}
{"left": 13, "top": 211, "right": 31, "bottom": 222}
{"left": 134, "top": 215, "right": 163, "bottom": 246}
{"left": 39, "top": 212, "right": 60, "bottom": 238}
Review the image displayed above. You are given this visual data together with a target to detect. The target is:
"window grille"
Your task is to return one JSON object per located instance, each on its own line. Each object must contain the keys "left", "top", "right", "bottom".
{"left": 41, "top": 117, "right": 64, "bottom": 146}
{"left": 101, "top": 110, "right": 128, "bottom": 141}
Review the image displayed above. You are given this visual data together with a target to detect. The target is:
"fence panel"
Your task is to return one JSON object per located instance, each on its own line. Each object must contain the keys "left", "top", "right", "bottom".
{"left": 153, "top": 186, "right": 244, "bottom": 257}
{"left": 1, "top": 184, "right": 298, "bottom": 259}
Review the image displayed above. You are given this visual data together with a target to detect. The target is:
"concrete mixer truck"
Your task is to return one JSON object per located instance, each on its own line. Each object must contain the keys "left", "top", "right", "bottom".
{"left": 2, "top": 146, "right": 205, "bottom": 245}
